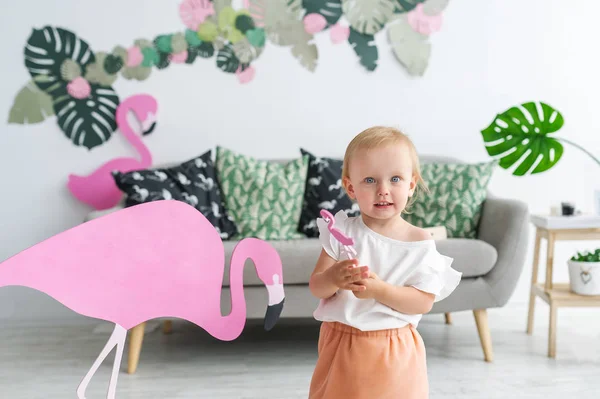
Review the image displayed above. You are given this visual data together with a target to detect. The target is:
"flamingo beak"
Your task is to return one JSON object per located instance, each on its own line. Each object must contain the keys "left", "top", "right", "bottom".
{"left": 142, "top": 121, "right": 156, "bottom": 136}
{"left": 264, "top": 274, "right": 285, "bottom": 331}
{"left": 264, "top": 298, "right": 284, "bottom": 331}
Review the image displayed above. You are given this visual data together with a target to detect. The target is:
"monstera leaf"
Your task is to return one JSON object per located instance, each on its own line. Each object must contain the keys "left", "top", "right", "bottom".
{"left": 24, "top": 26, "right": 95, "bottom": 97}
{"left": 249, "top": 0, "right": 303, "bottom": 45}
{"left": 8, "top": 79, "right": 54, "bottom": 124}
{"left": 53, "top": 85, "right": 120, "bottom": 150}
{"left": 302, "top": 0, "right": 343, "bottom": 26}
{"left": 348, "top": 28, "right": 378, "bottom": 71}
{"left": 394, "top": 0, "right": 426, "bottom": 12}
{"left": 292, "top": 37, "right": 318, "bottom": 72}
{"left": 387, "top": 15, "right": 430, "bottom": 75}
{"left": 342, "top": 0, "right": 397, "bottom": 35}
{"left": 481, "top": 102, "right": 565, "bottom": 176}
{"left": 216, "top": 44, "right": 240, "bottom": 72}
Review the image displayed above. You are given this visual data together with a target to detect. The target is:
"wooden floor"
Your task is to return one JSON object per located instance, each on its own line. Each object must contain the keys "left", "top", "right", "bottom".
{"left": 0, "top": 303, "right": 598, "bottom": 398}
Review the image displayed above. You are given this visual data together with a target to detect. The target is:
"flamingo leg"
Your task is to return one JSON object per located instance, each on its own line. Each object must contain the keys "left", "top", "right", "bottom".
{"left": 76, "top": 324, "right": 127, "bottom": 399}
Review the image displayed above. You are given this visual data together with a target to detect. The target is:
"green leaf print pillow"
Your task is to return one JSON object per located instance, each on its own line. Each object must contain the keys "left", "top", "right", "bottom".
{"left": 216, "top": 146, "right": 309, "bottom": 240}
{"left": 404, "top": 161, "right": 496, "bottom": 238}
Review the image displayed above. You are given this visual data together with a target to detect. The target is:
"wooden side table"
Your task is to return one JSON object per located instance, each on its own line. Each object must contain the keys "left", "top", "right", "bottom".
{"left": 526, "top": 216, "right": 600, "bottom": 358}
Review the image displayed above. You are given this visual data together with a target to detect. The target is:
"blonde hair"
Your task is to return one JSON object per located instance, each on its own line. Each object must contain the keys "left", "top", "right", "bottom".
{"left": 341, "top": 126, "right": 429, "bottom": 213}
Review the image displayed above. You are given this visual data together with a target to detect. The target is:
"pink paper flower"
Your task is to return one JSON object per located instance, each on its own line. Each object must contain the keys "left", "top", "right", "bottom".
{"left": 236, "top": 65, "right": 255, "bottom": 84}
{"left": 67, "top": 77, "right": 91, "bottom": 99}
{"left": 330, "top": 23, "right": 350, "bottom": 44}
{"left": 126, "top": 46, "right": 144, "bottom": 67}
{"left": 407, "top": 4, "right": 443, "bottom": 35}
{"left": 303, "top": 14, "right": 327, "bottom": 34}
{"left": 179, "top": 0, "right": 215, "bottom": 30}
{"left": 170, "top": 51, "right": 189, "bottom": 63}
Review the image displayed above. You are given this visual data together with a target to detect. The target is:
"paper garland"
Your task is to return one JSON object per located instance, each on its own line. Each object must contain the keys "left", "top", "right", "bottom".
{"left": 8, "top": 0, "right": 451, "bottom": 149}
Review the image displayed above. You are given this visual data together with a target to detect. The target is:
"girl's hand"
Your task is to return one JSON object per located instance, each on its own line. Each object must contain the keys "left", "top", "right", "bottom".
{"left": 353, "top": 271, "right": 383, "bottom": 299}
{"left": 325, "top": 259, "right": 370, "bottom": 292}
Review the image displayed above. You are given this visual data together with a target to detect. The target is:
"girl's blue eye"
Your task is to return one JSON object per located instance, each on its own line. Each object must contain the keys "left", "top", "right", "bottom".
{"left": 391, "top": 176, "right": 400, "bottom": 183}
{"left": 364, "top": 177, "right": 375, "bottom": 184}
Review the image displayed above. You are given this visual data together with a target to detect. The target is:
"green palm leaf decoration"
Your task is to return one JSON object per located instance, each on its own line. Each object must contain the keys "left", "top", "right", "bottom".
{"left": 481, "top": 102, "right": 566, "bottom": 176}
{"left": 302, "top": 0, "right": 343, "bottom": 27}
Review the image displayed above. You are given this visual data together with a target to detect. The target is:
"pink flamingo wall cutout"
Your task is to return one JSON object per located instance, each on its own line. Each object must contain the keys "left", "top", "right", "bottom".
{"left": 67, "top": 94, "right": 158, "bottom": 210}
{"left": 0, "top": 200, "right": 285, "bottom": 398}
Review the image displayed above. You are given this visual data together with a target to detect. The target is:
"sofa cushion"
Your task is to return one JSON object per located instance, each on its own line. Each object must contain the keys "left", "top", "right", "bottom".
{"left": 404, "top": 161, "right": 496, "bottom": 238}
{"left": 112, "top": 150, "right": 238, "bottom": 240}
{"left": 220, "top": 237, "right": 497, "bottom": 287}
{"left": 222, "top": 238, "right": 319, "bottom": 286}
{"left": 436, "top": 238, "right": 497, "bottom": 277}
{"left": 215, "top": 146, "right": 309, "bottom": 240}
{"left": 297, "top": 149, "right": 360, "bottom": 237}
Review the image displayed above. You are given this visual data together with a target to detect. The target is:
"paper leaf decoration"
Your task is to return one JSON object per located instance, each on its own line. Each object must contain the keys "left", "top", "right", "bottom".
{"left": 348, "top": 27, "right": 378, "bottom": 71}
{"left": 292, "top": 36, "right": 318, "bottom": 72}
{"left": 423, "top": 0, "right": 450, "bottom": 15}
{"left": 0, "top": 199, "right": 285, "bottom": 397}
{"left": 217, "top": 44, "right": 241, "bottom": 72}
{"left": 394, "top": 0, "right": 426, "bottom": 13}
{"left": 233, "top": 37, "right": 263, "bottom": 63}
{"left": 341, "top": 0, "right": 397, "bottom": 35}
{"left": 302, "top": 0, "right": 343, "bottom": 27}
{"left": 249, "top": 0, "right": 303, "bottom": 40}
{"left": 8, "top": 80, "right": 54, "bottom": 124}
{"left": 54, "top": 85, "right": 120, "bottom": 150}
{"left": 387, "top": 15, "right": 431, "bottom": 76}
{"left": 24, "top": 26, "right": 95, "bottom": 97}
{"left": 480, "top": 102, "right": 565, "bottom": 176}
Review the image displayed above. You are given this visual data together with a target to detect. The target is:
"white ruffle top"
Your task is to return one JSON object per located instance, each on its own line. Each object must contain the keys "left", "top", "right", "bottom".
{"left": 313, "top": 210, "right": 462, "bottom": 331}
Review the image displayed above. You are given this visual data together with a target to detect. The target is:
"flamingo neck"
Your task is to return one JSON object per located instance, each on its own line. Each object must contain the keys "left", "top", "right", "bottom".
{"left": 116, "top": 109, "right": 152, "bottom": 166}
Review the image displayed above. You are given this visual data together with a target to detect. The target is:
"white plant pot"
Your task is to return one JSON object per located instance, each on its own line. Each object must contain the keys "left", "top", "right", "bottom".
{"left": 568, "top": 260, "right": 600, "bottom": 296}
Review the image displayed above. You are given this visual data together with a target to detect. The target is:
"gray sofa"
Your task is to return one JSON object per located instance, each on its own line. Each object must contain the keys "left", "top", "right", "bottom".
{"left": 85, "top": 154, "right": 529, "bottom": 373}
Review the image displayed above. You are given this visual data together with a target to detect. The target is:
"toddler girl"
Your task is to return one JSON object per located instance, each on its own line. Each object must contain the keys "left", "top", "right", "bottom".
{"left": 308, "top": 126, "right": 461, "bottom": 399}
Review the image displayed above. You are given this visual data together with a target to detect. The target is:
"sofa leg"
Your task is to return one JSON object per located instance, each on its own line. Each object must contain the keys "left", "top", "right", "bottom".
{"left": 444, "top": 312, "right": 452, "bottom": 324}
{"left": 473, "top": 309, "right": 493, "bottom": 362}
{"left": 163, "top": 320, "right": 173, "bottom": 335}
{"left": 127, "top": 322, "right": 145, "bottom": 374}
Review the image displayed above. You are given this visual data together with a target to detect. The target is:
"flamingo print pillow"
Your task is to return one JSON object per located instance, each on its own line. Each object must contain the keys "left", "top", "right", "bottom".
{"left": 112, "top": 150, "right": 238, "bottom": 240}
{"left": 298, "top": 149, "right": 360, "bottom": 238}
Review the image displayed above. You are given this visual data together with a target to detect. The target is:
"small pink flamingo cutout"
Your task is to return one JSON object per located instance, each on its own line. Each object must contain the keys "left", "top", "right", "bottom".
{"left": 0, "top": 200, "right": 285, "bottom": 398}
{"left": 320, "top": 209, "right": 357, "bottom": 259}
{"left": 67, "top": 94, "right": 158, "bottom": 210}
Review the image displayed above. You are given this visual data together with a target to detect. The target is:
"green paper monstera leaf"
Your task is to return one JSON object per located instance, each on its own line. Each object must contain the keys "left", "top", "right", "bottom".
{"left": 387, "top": 15, "right": 430, "bottom": 76}
{"left": 303, "top": 0, "right": 343, "bottom": 26}
{"left": 216, "top": 43, "right": 240, "bottom": 73}
{"left": 24, "top": 26, "right": 95, "bottom": 97}
{"left": 394, "top": 0, "right": 426, "bottom": 12}
{"left": 348, "top": 27, "right": 378, "bottom": 71}
{"left": 423, "top": 0, "right": 449, "bottom": 14}
{"left": 481, "top": 102, "right": 565, "bottom": 176}
{"left": 8, "top": 79, "right": 54, "bottom": 124}
{"left": 249, "top": 0, "right": 303, "bottom": 44}
{"left": 342, "top": 0, "right": 397, "bottom": 35}
{"left": 52, "top": 84, "right": 120, "bottom": 150}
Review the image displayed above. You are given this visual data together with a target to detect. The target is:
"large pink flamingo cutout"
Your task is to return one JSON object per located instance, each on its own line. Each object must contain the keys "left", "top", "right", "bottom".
{"left": 67, "top": 94, "right": 158, "bottom": 210}
{"left": 0, "top": 200, "right": 285, "bottom": 398}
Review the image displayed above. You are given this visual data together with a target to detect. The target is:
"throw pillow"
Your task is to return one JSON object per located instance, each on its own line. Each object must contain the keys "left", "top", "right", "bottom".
{"left": 298, "top": 148, "right": 360, "bottom": 237}
{"left": 404, "top": 161, "right": 496, "bottom": 238}
{"left": 215, "top": 146, "right": 308, "bottom": 240}
{"left": 112, "top": 150, "right": 238, "bottom": 240}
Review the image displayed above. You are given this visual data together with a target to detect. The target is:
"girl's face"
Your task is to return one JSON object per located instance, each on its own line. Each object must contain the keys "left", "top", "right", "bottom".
{"left": 343, "top": 143, "right": 417, "bottom": 222}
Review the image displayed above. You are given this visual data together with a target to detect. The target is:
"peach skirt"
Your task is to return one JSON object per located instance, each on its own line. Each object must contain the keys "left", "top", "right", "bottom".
{"left": 308, "top": 322, "right": 428, "bottom": 399}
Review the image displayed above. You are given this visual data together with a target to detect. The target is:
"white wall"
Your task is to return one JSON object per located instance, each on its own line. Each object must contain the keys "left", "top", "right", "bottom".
{"left": 1, "top": 0, "right": 599, "bottom": 322}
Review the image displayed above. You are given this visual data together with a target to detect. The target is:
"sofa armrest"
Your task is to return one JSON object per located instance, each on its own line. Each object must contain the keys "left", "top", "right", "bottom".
{"left": 84, "top": 204, "right": 125, "bottom": 222}
{"left": 477, "top": 195, "right": 530, "bottom": 307}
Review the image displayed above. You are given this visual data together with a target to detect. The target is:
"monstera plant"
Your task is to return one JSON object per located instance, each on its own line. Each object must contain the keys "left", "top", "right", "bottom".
{"left": 481, "top": 102, "right": 600, "bottom": 176}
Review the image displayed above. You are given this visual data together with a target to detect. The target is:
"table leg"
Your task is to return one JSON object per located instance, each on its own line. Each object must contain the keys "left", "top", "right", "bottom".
{"left": 548, "top": 301, "right": 557, "bottom": 358}
{"left": 527, "top": 229, "right": 542, "bottom": 334}
{"left": 544, "top": 232, "right": 556, "bottom": 292}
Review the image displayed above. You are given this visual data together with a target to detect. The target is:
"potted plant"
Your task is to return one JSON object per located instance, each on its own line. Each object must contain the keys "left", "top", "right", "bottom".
{"left": 568, "top": 249, "right": 600, "bottom": 295}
